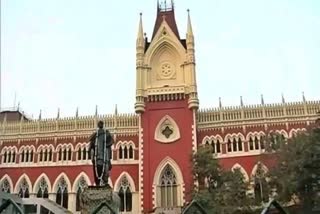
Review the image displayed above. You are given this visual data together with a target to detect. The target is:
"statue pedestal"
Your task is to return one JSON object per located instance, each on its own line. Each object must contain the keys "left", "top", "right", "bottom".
{"left": 80, "top": 186, "right": 120, "bottom": 214}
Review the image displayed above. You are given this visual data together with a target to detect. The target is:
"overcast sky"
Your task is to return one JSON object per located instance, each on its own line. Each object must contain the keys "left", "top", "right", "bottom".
{"left": 1, "top": 0, "right": 319, "bottom": 119}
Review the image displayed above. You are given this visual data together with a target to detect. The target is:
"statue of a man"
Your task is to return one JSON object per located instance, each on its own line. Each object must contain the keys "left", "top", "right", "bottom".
{"left": 88, "top": 120, "right": 113, "bottom": 186}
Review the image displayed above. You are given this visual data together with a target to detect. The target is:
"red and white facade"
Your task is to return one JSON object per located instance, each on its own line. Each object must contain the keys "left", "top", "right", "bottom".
{"left": 1, "top": 3, "right": 320, "bottom": 214}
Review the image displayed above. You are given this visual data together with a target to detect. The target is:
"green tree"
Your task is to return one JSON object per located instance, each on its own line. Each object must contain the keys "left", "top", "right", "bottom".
{"left": 268, "top": 122, "right": 320, "bottom": 211}
{"left": 193, "top": 146, "right": 254, "bottom": 214}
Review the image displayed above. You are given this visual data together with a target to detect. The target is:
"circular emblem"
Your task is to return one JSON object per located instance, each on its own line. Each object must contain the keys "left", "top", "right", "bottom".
{"left": 159, "top": 62, "right": 175, "bottom": 79}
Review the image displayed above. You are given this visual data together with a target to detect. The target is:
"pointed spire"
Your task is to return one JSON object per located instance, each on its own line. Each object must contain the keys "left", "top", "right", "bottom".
{"left": 95, "top": 105, "right": 98, "bottom": 117}
{"left": 240, "top": 96, "right": 244, "bottom": 107}
{"left": 187, "top": 9, "right": 193, "bottom": 36}
{"left": 57, "top": 108, "right": 60, "bottom": 119}
{"left": 136, "top": 12, "right": 144, "bottom": 48}
{"left": 114, "top": 104, "right": 118, "bottom": 115}
{"left": 219, "top": 97, "right": 222, "bottom": 108}
{"left": 302, "top": 91, "right": 306, "bottom": 102}
{"left": 281, "top": 93, "right": 285, "bottom": 104}
{"left": 75, "top": 107, "right": 79, "bottom": 117}
{"left": 17, "top": 102, "right": 20, "bottom": 111}
{"left": 38, "top": 109, "right": 42, "bottom": 120}
{"left": 261, "top": 94, "right": 265, "bottom": 105}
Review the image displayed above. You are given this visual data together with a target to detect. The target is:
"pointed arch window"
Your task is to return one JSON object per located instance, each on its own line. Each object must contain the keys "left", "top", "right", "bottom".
{"left": 56, "top": 177, "right": 68, "bottom": 209}
{"left": 1, "top": 179, "right": 11, "bottom": 193}
{"left": 160, "top": 165, "right": 178, "bottom": 208}
{"left": 77, "top": 148, "right": 82, "bottom": 160}
{"left": 129, "top": 146, "right": 133, "bottom": 159}
{"left": 58, "top": 149, "right": 62, "bottom": 161}
{"left": 12, "top": 151, "right": 16, "bottom": 163}
{"left": 118, "top": 176, "right": 132, "bottom": 212}
{"left": 216, "top": 140, "right": 221, "bottom": 153}
{"left": 232, "top": 139, "right": 237, "bottom": 152}
{"left": 227, "top": 139, "right": 232, "bottom": 152}
{"left": 36, "top": 177, "right": 49, "bottom": 198}
{"left": 67, "top": 148, "right": 72, "bottom": 161}
{"left": 18, "top": 178, "right": 30, "bottom": 198}
{"left": 82, "top": 147, "right": 87, "bottom": 160}
{"left": 249, "top": 137, "right": 254, "bottom": 150}
{"left": 3, "top": 151, "right": 7, "bottom": 163}
{"left": 48, "top": 149, "right": 52, "bottom": 161}
{"left": 76, "top": 176, "right": 88, "bottom": 211}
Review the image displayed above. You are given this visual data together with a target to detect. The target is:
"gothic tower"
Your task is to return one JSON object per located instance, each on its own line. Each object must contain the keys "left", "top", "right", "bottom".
{"left": 135, "top": 1, "right": 199, "bottom": 212}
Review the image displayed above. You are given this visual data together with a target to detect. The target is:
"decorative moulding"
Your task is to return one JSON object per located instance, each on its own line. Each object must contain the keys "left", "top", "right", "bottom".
{"left": 154, "top": 115, "right": 180, "bottom": 143}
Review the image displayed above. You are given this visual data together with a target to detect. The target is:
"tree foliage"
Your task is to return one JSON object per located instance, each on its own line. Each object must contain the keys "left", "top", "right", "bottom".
{"left": 268, "top": 124, "right": 320, "bottom": 211}
{"left": 193, "top": 146, "right": 253, "bottom": 214}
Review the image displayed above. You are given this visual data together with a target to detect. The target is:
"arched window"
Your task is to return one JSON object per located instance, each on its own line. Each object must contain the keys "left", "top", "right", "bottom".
{"left": 25, "top": 150, "right": 29, "bottom": 163}
{"left": 36, "top": 177, "right": 49, "bottom": 198}
{"left": 75, "top": 176, "right": 88, "bottom": 211}
{"left": 30, "top": 150, "right": 33, "bottom": 162}
{"left": 119, "top": 146, "right": 123, "bottom": 159}
{"left": 8, "top": 151, "right": 11, "bottom": 163}
{"left": 67, "top": 148, "right": 72, "bottom": 161}
{"left": 12, "top": 151, "right": 16, "bottom": 163}
{"left": 238, "top": 138, "right": 243, "bottom": 151}
{"left": 1, "top": 178, "right": 11, "bottom": 193}
{"left": 124, "top": 147, "right": 128, "bottom": 159}
{"left": 63, "top": 149, "right": 67, "bottom": 161}
{"left": 160, "top": 165, "right": 177, "bottom": 208}
{"left": 82, "top": 147, "right": 87, "bottom": 160}
{"left": 260, "top": 136, "right": 265, "bottom": 149}
{"left": 77, "top": 148, "right": 81, "bottom": 160}
{"left": 254, "top": 136, "right": 259, "bottom": 150}
{"left": 216, "top": 140, "right": 221, "bottom": 153}
{"left": 129, "top": 146, "right": 133, "bottom": 159}
{"left": 56, "top": 177, "right": 68, "bottom": 209}
{"left": 49, "top": 149, "right": 52, "bottom": 161}
{"left": 18, "top": 178, "right": 30, "bottom": 198}
{"left": 39, "top": 150, "right": 43, "bottom": 162}
{"left": 58, "top": 149, "right": 62, "bottom": 161}
{"left": 3, "top": 151, "right": 7, "bottom": 163}
{"left": 118, "top": 176, "right": 132, "bottom": 212}
{"left": 44, "top": 149, "right": 48, "bottom": 162}
{"left": 232, "top": 139, "right": 237, "bottom": 152}
{"left": 211, "top": 142, "right": 216, "bottom": 153}
{"left": 227, "top": 139, "right": 232, "bottom": 152}
{"left": 249, "top": 137, "right": 254, "bottom": 150}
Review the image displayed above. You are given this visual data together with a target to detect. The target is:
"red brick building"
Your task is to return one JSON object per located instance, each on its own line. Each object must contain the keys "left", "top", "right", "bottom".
{"left": 1, "top": 2, "right": 319, "bottom": 214}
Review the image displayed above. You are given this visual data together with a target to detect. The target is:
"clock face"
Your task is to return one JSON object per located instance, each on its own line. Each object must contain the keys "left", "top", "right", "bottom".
{"left": 159, "top": 61, "right": 176, "bottom": 79}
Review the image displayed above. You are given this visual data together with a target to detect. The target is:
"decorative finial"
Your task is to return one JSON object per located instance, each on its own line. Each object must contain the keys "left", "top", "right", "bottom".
{"left": 95, "top": 105, "right": 98, "bottom": 116}
{"left": 140, "top": 12, "right": 142, "bottom": 16}
{"left": 76, "top": 107, "right": 79, "bottom": 117}
{"left": 240, "top": 96, "right": 244, "bottom": 107}
{"left": 57, "top": 108, "right": 60, "bottom": 119}
{"left": 115, "top": 104, "right": 118, "bottom": 115}
{"left": 302, "top": 91, "right": 306, "bottom": 102}
{"left": 281, "top": 93, "right": 285, "bottom": 103}
{"left": 17, "top": 102, "right": 20, "bottom": 111}
{"left": 187, "top": 8, "right": 190, "bottom": 13}
{"left": 261, "top": 94, "right": 264, "bottom": 105}
{"left": 219, "top": 97, "right": 222, "bottom": 108}
{"left": 38, "top": 109, "right": 42, "bottom": 120}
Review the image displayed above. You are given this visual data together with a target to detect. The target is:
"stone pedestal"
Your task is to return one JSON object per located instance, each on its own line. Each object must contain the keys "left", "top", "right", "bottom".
{"left": 80, "top": 186, "right": 120, "bottom": 214}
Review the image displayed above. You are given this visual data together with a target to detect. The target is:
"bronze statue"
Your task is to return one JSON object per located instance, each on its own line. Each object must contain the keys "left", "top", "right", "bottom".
{"left": 88, "top": 120, "right": 113, "bottom": 186}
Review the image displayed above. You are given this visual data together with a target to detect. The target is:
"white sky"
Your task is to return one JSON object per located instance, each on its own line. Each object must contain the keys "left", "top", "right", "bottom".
{"left": 1, "top": 0, "right": 320, "bottom": 118}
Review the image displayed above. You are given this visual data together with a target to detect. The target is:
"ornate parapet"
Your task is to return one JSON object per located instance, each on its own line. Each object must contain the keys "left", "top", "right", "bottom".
{"left": 80, "top": 186, "right": 120, "bottom": 214}
{"left": 197, "top": 100, "right": 320, "bottom": 129}
{"left": 0, "top": 113, "right": 139, "bottom": 140}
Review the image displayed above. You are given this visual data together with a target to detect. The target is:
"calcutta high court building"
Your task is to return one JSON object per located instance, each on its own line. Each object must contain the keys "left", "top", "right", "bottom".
{"left": 1, "top": 2, "right": 320, "bottom": 214}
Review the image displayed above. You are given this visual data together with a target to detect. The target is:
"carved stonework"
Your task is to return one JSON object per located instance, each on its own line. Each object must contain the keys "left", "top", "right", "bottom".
{"left": 155, "top": 115, "right": 180, "bottom": 143}
{"left": 80, "top": 186, "right": 120, "bottom": 214}
{"left": 157, "top": 62, "right": 176, "bottom": 80}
